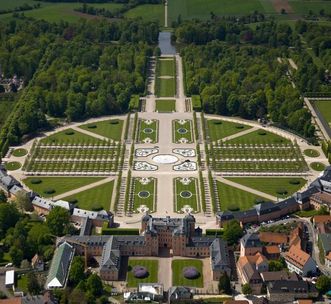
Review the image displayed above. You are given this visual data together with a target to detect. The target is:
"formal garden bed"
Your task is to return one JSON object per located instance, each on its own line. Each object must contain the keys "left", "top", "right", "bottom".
{"left": 137, "top": 119, "right": 159, "bottom": 143}
{"left": 173, "top": 119, "right": 193, "bottom": 143}
{"left": 174, "top": 177, "right": 200, "bottom": 213}
{"left": 127, "top": 259, "right": 158, "bottom": 287}
{"left": 172, "top": 259, "right": 203, "bottom": 288}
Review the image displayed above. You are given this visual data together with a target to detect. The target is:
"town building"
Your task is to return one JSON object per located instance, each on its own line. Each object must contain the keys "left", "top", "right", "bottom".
{"left": 284, "top": 245, "right": 316, "bottom": 276}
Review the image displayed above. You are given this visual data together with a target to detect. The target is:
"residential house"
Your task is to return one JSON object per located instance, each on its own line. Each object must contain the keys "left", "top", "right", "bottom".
{"left": 319, "top": 233, "right": 331, "bottom": 258}
{"left": 168, "top": 286, "right": 193, "bottom": 303}
{"left": 240, "top": 233, "right": 263, "bottom": 256}
{"left": 31, "top": 254, "right": 44, "bottom": 271}
{"left": 284, "top": 245, "right": 316, "bottom": 276}
{"left": 260, "top": 270, "right": 298, "bottom": 284}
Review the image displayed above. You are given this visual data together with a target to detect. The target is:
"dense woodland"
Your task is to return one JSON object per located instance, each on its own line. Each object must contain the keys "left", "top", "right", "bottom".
{"left": 176, "top": 19, "right": 331, "bottom": 139}
{"left": 0, "top": 18, "right": 158, "bottom": 155}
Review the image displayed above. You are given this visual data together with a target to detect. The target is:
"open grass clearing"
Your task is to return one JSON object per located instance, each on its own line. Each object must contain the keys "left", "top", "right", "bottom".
{"left": 127, "top": 259, "right": 158, "bottom": 288}
{"left": 129, "top": 177, "right": 157, "bottom": 212}
{"left": 79, "top": 119, "right": 123, "bottom": 141}
{"left": 173, "top": 119, "right": 193, "bottom": 143}
{"left": 304, "top": 149, "right": 320, "bottom": 158}
{"left": 227, "top": 129, "right": 290, "bottom": 145}
{"left": 174, "top": 177, "right": 199, "bottom": 213}
{"left": 5, "top": 161, "right": 21, "bottom": 171}
{"left": 125, "top": 4, "right": 164, "bottom": 23}
{"left": 63, "top": 180, "right": 114, "bottom": 211}
{"left": 207, "top": 119, "right": 251, "bottom": 141}
{"left": 12, "top": 148, "right": 28, "bottom": 157}
{"left": 41, "top": 128, "right": 102, "bottom": 144}
{"left": 155, "top": 99, "right": 176, "bottom": 112}
{"left": 172, "top": 259, "right": 203, "bottom": 288}
{"left": 23, "top": 176, "right": 104, "bottom": 198}
{"left": 137, "top": 119, "right": 158, "bottom": 143}
{"left": 216, "top": 181, "right": 269, "bottom": 212}
{"left": 226, "top": 177, "right": 307, "bottom": 198}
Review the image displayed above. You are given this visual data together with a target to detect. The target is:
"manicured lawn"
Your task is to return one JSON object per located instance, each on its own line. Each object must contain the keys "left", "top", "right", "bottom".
{"left": 125, "top": 4, "right": 164, "bottom": 24}
{"left": 23, "top": 177, "right": 104, "bottom": 198}
{"left": 227, "top": 129, "right": 290, "bottom": 144}
{"left": 174, "top": 177, "right": 199, "bottom": 212}
{"left": 310, "top": 162, "right": 326, "bottom": 171}
{"left": 304, "top": 149, "right": 320, "bottom": 158}
{"left": 12, "top": 148, "right": 28, "bottom": 157}
{"left": 17, "top": 274, "right": 28, "bottom": 293}
{"left": 127, "top": 259, "right": 158, "bottom": 287}
{"left": 226, "top": 177, "right": 307, "bottom": 198}
{"left": 41, "top": 129, "right": 102, "bottom": 144}
{"left": 138, "top": 119, "right": 158, "bottom": 143}
{"left": 168, "top": 0, "right": 265, "bottom": 22}
{"left": 296, "top": 209, "right": 320, "bottom": 217}
{"left": 5, "top": 161, "right": 21, "bottom": 171}
{"left": 156, "top": 100, "right": 176, "bottom": 112}
{"left": 158, "top": 58, "right": 175, "bottom": 77}
{"left": 216, "top": 181, "right": 269, "bottom": 211}
{"left": 130, "top": 178, "right": 157, "bottom": 212}
{"left": 315, "top": 100, "right": 331, "bottom": 125}
{"left": 63, "top": 180, "right": 114, "bottom": 211}
{"left": 79, "top": 119, "right": 123, "bottom": 141}
{"left": 156, "top": 78, "right": 176, "bottom": 97}
{"left": 207, "top": 119, "right": 251, "bottom": 141}
{"left": 173, "top": 120, "right": 193, "bottom": 143}
{"left": 172, "top": 259, "right": 203, "bottom": 288}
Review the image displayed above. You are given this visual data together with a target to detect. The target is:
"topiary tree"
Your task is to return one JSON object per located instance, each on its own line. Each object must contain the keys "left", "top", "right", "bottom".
{"left": 316, "top": 275, "right": 331, "bottom": 294}
{"left": 132, "top": 266, "right": 149, "bottom": 278}
{"left": 183, "top": 267, "right": 200, "bottom": 279}
{"left": 242, "top": 283, "right": 252, "bottom": 295}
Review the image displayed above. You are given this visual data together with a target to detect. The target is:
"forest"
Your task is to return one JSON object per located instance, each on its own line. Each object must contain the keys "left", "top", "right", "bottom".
{"left": 0, "top": 18, "right": 159, "bottom": 156}
{"left": 176, "top": 19, "right": 331, "bottom": 140}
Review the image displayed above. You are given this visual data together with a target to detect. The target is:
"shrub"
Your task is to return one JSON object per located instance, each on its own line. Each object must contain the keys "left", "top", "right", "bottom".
{"left": 258, "top": 130, "right": 266, "bottom": 135}
{"left": 65, "top": 131, "right": 75, "bottom": 135}
{"left": 289, "top": 179, "right": 300, "bottom": 185}
{"left": 92, "top": 205, "right": 103, "bottom": 211}
{"left": 110, "top": 120, "right": 119, "bottom": 125}
{"left": 132, "top": 266, "right": 149, "bottom": 278}
{"left": 228, "top": 205, "right": 240, "bottom": 211}
{"left": 235, "top": 124, "right": 244, "bottom": 129}
{"left": 68, "top": 199, "right": 78, "bottom": 204}
{"left": 30, "top": 179, "right": 42, "bottom": 184}
{"left": 276, "top": 188, "right": 288, "bottom": 195}
{"left": 213, "top": 121, "right": 222, "bottom": 125}
{"left": 87, "top": 124, "right": 97, "bottom": 129}
{"left": 43, "top": 188, "right": 55, "bottom": 194}
{"left": 183, "top": 267, "right": 200, "bottom": 279}
{"left": 255, "top": 198, "right": 266, "bottom": 204}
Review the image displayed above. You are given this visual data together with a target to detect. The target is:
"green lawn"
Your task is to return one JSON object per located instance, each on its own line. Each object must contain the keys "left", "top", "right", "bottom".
{"left": 127, "top": 259, "right": 158, "bottom": 287}
{"left": 216, "top": 181, "right": 269, "bottom": 211}
{"left": 63, "top": 180, "right": 114, "bottom": 211}
{"left": 23, "top": 177, "right": 104, "bottom": 198}
{"left": 168, "top": 0, "right": 265, "bottom": 22}
{"left": 172, "top": 259, "right": 203, "bottom": 288}
{"left": 5, "top": 161, "right": 21, "bottom": 171}
{"left": 12, "top": 148, "right": 28, "bottom": 157}
{"left": 207, "top": 119, "right": 251, "bottom": 141}
{"left": 158, "top": 58, "right": 175, "bottom": 77}
{"left": 155, "top": 100, "right": 176, "bottom": 112}
{"left": 17, "top": 274, "right": 28, "bottom": 293}
{"left": 226, "top": 177, "right": 307, "bottom": 198}
{"left": 138, "top": 119, "right": 158, "bottom": 143}
{"left": 174, "top": 177, "right": 199, "bottom": 212}
{"left": 315, "top": 100, "right": 331, "bottom": 125}
{"left": 130, "top": 178, "right": 157, "bottom": 212}
{"left": 0, "top": 2, "right": 124, "bottom": 23}
{"left": 156, "top": 78, "right": 176, "bottom": 97}
{"left": 227, "top": 129, "right": 290, "bottom": 144}
{"left": 311, "top": 162, "right": 326, "bottom": 171}
{"left": 125, "top": 4, "right": 164, "bottom": 24}
{"left": 304, "top": 149, "right": 320, "bottom": 158}
{"left": 173, "top": 120, "right": 193, "bottom": 143}
{"left": 41, "top": 128, "right": 102, "bottom": 144}
{"left": 79, "top": 119, "right": 123, "bottom": 141}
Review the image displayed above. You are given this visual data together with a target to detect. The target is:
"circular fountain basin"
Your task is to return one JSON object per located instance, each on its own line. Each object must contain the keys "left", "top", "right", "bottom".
{"left": 152, "top": 154, "right": 178, "bottom": 164}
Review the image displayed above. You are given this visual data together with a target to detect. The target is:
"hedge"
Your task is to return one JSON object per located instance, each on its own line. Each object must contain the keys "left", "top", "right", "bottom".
{"left": 205, "top": 229, "right": 223, "bottom": 237}
{"left": 102, "top": 228, "right": 139, "bottom": 235}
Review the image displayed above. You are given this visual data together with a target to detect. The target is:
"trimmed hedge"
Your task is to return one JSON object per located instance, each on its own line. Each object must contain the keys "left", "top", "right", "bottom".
{"left": 205, "top": 229, "right": 223, "bottom": 237}
{"left": 102, "top": 228, "right": 139, "bottom": 235}
{"left": 43, "top": 188, "right": 55, "bottom": 194}
{"left": 30, "top": 179, "right": 42, "bottom": 184}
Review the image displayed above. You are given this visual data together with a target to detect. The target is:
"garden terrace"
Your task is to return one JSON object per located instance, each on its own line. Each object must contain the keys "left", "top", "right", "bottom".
{"left": 24, "top": 140, "right": 121, "bottom": 175}
{"left": 79, "top": 119, "right": 124, "bottom": 141}
{"left": 127, "top": 177, "right": 157, "bottom": 213}
{"left": 127, "top": 259, "right": 158, "bottom": 287}
{"left": 155, "top": 99, "right": 176, "bottom": 112}
{"left": 172, "top": 259, "right": 203, "bottom": 288}
{"left": 173, "top": 120, "right": 194, "bottom": 143}
{"left": 136, "top": 119, "right": 159, "bottom": 143}
{"left": 210, "top": 142, "right": 307, "bottom": 173}
{"left": 174, "top": 177, "right": 200, "bottom": 213}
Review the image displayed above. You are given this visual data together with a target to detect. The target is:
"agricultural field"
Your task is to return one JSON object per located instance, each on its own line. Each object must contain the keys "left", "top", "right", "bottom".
{"left": 173, "top": 119, "right": 193, "bottom": 143}
{"left": 137, "top": 119, "right": 159, "bottom": 143}
{"left": 289, "top": 0, "right": 331, "bottom": 16}
{"left": 174, "top": 177, "right": 200, "bottom": 213}
{"left": 206, "top": 119, "right": 251, "bottom": 141}
{"left": 79, "top": 119, "right": 124, "bottom": 142}
{"left": 63, "top": 180, "right": 114, "bottom": 211}
{"left": 210, "top": 140, "right": 307, "bottom": 173}
{"left": 226, "top": 177, "right": 307, "bottom": 198}
{"left": 172, "top": 259, "right": 203, "bottom": 288}
{"left": 124, "top": 4, "right": 164, "bottom": 24}
{"left": 168, "top": 0, "right": 266, "bottom": 22}
{"left": 23, "top": 176, "right": 104, "bottom": 198}
{"left": 155, "top": 99, "right": 176, "bottom": 112}
{"left": 24, "top": 138, "right": 121, "bottom": 174}
{"left": 127, "top": 177, "right": 157, "bottom": 212}
{"left": 216, "top": 181, "right": 269, "bottom": 211}
{"left": 127, "top": 259, "right": 158, "bottom": 287}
